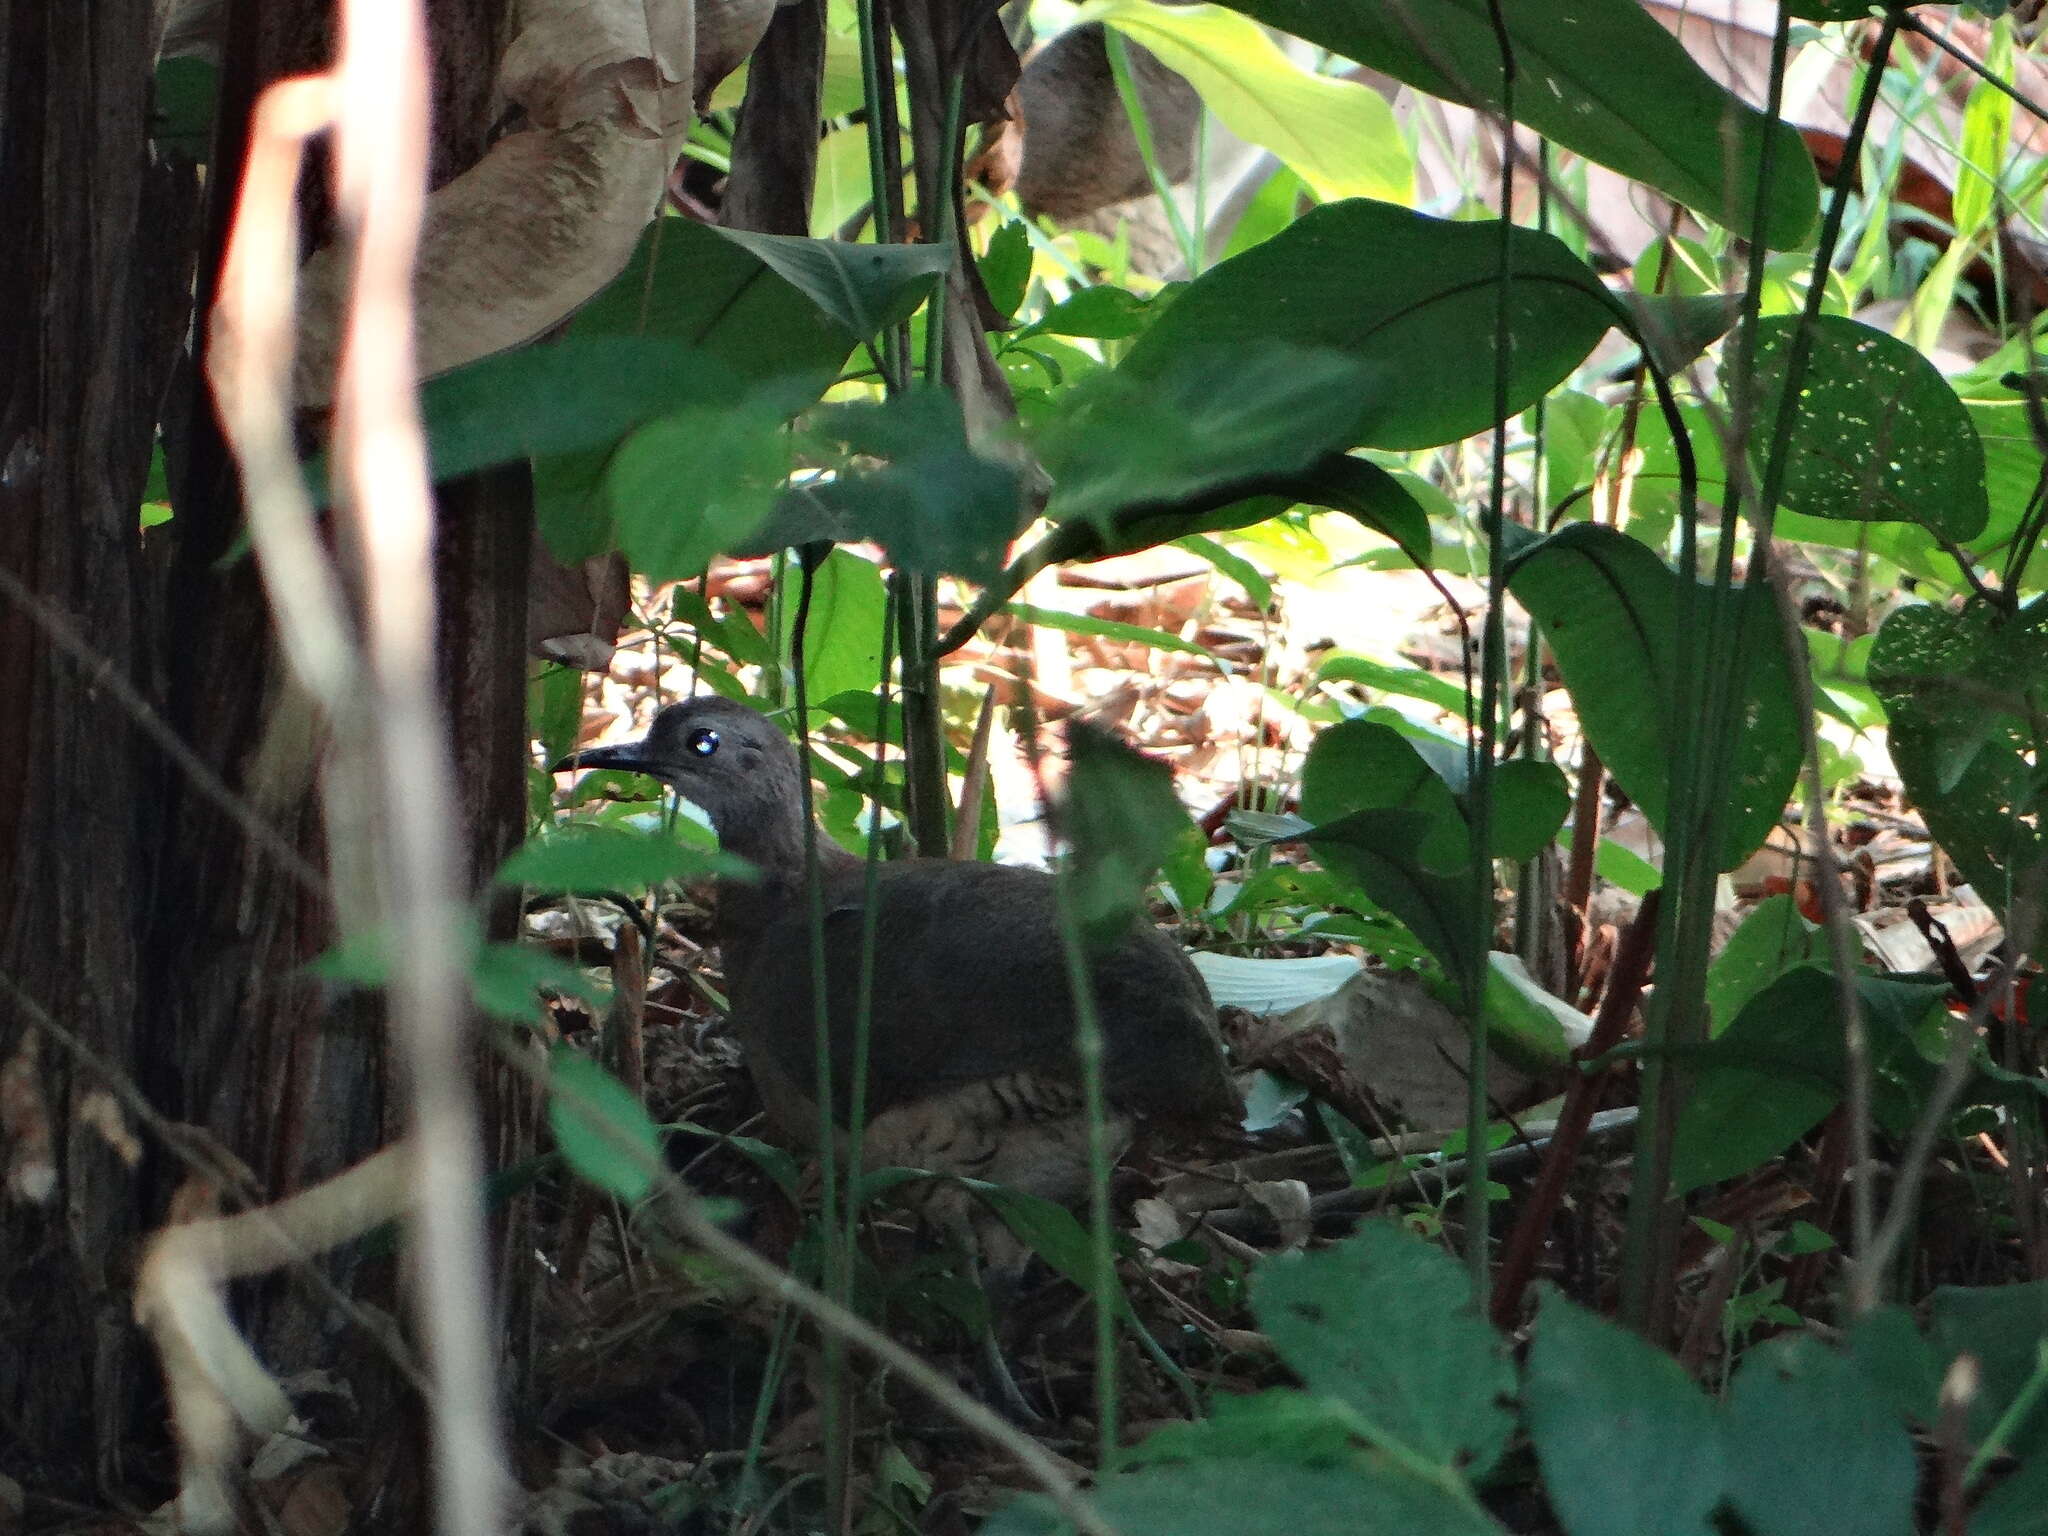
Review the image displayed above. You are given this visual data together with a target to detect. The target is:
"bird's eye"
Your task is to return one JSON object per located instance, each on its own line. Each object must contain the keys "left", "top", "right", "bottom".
{"left": 685, "top": 727, "right": 721, "bottom": 758}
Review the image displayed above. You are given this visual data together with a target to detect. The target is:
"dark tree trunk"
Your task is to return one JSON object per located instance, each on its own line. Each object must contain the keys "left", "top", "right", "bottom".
{"left": 0, "top": 0, "right": 533, "bottom": 1504}
{"left": 0, "top": 0, "right": 197, "bottom": 1490}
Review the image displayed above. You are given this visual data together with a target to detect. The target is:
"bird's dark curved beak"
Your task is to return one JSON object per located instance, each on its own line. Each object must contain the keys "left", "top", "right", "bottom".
{"left": 549, "top": 741, "right": 651, "bottom": 776}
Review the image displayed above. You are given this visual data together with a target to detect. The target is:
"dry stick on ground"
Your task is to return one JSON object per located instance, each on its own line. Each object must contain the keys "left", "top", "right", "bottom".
{"left": 1490, "top": 888, "right": 1661, "bottom": 1328}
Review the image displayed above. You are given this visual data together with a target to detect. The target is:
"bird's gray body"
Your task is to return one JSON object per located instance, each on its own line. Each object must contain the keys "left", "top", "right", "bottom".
{"left": 565, "top": 696, "right": 1239, "bottom": 1208}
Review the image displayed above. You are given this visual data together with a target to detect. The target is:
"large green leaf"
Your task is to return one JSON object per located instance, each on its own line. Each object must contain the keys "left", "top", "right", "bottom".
{"left": 1525, "top": 1291, "right": 1725, "bottom": 1536}
{"left": 1299, "top": 719, "right": 1569, "bottom": 873}
{"left": 705, "top": 226, "right": 952, "bottom": 341}
{"left": 1870, "top": 599, "right": 2048, "bottom": 942}
{"left": 1751, "top": 316, "right": 1989, "bottom": 541}
{"left": 780, "top": 548, "right": 889, "bottom": 706}
{"left": 605, "top": 403, "right": 790, "bottom": 581}
{"left": 1078, "top": 0, "right": 1412, "bottom": 204}
{"left": 534, "top": 218, "right": 857, "bottom": 561}
{"left": 1670, "top": 969, "right": 1947, "bottom": 1195}
{"left": 802, "top": 389, "right": 1023, "bottom": 583}
{"left": 1116, "top": 199, "right": 1615, "bottom": 452}
{"left": 1216, "top": 0, "right": 1817, "bottom": 250}
{"left": 1041, "top": 343, "right": 1383, "bottom": 530}
{"left": 1293, "top": 719, "right": 1566, "bottom": 991}
{"left": 1704, "top": 893, "right": 1822, "bottom": 1037}
{"left": 1252, "top": 1221, "right": 1515, "bottom": 1477}
{"left": 1930, "top": 1280, "right": 2048, "bottom": 1458}
{"left": 983, "top": 1456, "right": 1504, "bottom": 1536}
{"left": 1507, "top": 523, "right": 1802, "bottom": 872}
{"left": 1725, "top": 1335, "right": 1917, "bottom": 1536}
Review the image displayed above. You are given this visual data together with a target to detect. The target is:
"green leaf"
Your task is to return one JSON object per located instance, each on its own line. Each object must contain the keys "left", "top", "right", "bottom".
{"left": 306, "top": 923, "right": 601, "bottom": 1023}
{"left": 1121, "top": 1390, "right": 1362, "bottom": 1469}
{"left": 666, "top": 584, "right": 778, "bottom": 670}
{"left": 548, "top": 1048, "right": 661, "bottom": 1204}
{"left": 1705, "top": 894, "right": 1822, "bottom": 1037}
{"left": 534, "top": 218, "right": 858, "bottom": 561}
{"left": 1507, "top": 523, "right": 1802, "bottom": 872}
{"left": 1252, "top": 1221, "right": 1515, "bottom": 1477}
{"left": 782, "top": 549, "right": 890, "bottom": 709}
{"left": 1751, "top": 316, "right": 1990, "bottom": 540}
{"left": 805, "top": 389, "right": 1022, "bottom": 583}
{"left": 1081, "top": 0, "right": 1413, "bottom": 204}
{"left": 1525, "top": 1290, "right": 1725, "bottom": 1536}
{"left": 986, "top": 1455, "right": 1505, "bottom": 1536}
{"left": 1931, "top": 1280, "right": 2048, "bottom": 1457}
{"left": 1953, "top": 22, "right": 2015, "bottom": 244}
{"left": 1214, "top": 0, "right": 1817, "bottom": 250}
{"left": 1176, "top": 534, "right": 1272, "bottom": 610}
{"left": 151, "top": 56, "right": 218, "bottom": 157}
{"left": 1671, "top": 969, "right": 1947, "bottom": 1194}
{"left": 1062, "top": 722, "right": 1194, "bottom": 949}
{"left": 496, "top": 823, "right": 755, "bottom": 894}
{"left": 1870, "top": 599, "right": 2048, "bottom": 943}
{"left": 1295, "top": 455, "right": 1433, "bottom": 568}
{"left": 1846, "top": 1306, "right": 1942, "bottom": 1431}
{"left": 1314, "top": 652, "right": 1472, "bottom": 718}
{"left": 1117, "top": 199, "right": 1615, "bottom": 452}
{"left": 1018, "top": 284, "right": 1161, "bottom": 342}
{"left": 1300, "top": 720, "right": 1569, "bottom": 872}
{"left": 1482, "top": 953, "right": 1588, "bottom": 1068}
{"left": 980, "top": 219, "right": 1032, "bottom": 323}
{"left": 1972, "top": 1447, "right": 2048, "bottom": 1536}
{"left": 413, "top": 337, "right": 727, "bottom": 486}
{"left": 707, "top": 226, "right": 951, "bottom": 341}
{"left": 971, "top": 1185, "right": 1107, "bottom": 1290}
{"left": 1492, "top": 759, "right": 1572, "bottom": 863}
{"left": 470, "top": 942, "right": 604, "bottom": 1025}
{"left": 1725, "top": 1334, "right": 1917, "bottom": 1536}
{"left": 606, "top": 405, "right": 788, "bottom": 581}
{"left": 1301, "top": 720, "right": 1467, "bottom": 873}
{"left": 1305, "top": 809, "right": 1483, "bottom": 988}
{"left": 1041, "top": 343, "right": 1382, "bottom": 532}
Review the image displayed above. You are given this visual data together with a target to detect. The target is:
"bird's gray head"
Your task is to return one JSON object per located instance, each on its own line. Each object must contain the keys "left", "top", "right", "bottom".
{"left": 554, "top": 697, "right": 810, "bottom": 871}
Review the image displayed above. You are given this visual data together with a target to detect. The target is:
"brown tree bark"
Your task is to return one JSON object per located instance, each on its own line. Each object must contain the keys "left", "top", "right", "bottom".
{"left": 0, "top": 0, "right": 533, "bottom": 1503}
{"left": 0, "top": 0, "right": 198, "bottom": 1489}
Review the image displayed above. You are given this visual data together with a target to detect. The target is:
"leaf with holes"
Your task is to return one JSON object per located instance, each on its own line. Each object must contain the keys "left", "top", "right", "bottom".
{"left": 1870, "top": 598, "right": 2048, "bottom": 942}
{"left": 1751, "top": 316, "right": 1988, "bottom": 541}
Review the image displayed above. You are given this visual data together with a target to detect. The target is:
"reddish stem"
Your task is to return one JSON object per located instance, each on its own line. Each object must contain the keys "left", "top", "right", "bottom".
{"left": 1491, "top": 887, "right": 1661, "bottom": 1328}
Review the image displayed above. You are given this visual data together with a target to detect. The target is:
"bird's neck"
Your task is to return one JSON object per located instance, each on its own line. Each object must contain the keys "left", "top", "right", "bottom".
{"left": 711, "top": 801, "right": 857, "bottom": 886}
{"left": 714, "top": 812, "right": 860, "bottom": 974}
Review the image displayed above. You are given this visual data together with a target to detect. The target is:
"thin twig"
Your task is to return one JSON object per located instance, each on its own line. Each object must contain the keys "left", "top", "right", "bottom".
{"left": 1899, "top": 12, "right": 2048, "bottom": 130}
